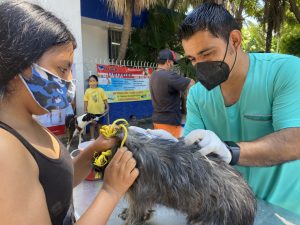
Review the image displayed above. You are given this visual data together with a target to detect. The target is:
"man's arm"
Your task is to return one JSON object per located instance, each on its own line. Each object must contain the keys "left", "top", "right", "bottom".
{"left": 184, "top": 56, "right": 300, "bottom": 166}
{"left": 239, "top": 56, "right": 300, "bottom": 166}
{"left": 168, "top": 72, "right": 194, "bottom": 96}
{"left": 183, "top": 87, "right": 205, "bottom": 135}
{"left": 238, "top": 127, "right": 300, "bottom": 166}
{"left": 184, "top": 79, "right": 195, "bottom": 98}
{"left": 185, "top": 127, "right": 300, "bottom": 167}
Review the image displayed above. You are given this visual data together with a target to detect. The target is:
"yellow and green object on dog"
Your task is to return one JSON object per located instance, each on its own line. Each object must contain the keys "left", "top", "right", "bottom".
{"left": 92, "top": 119, "right": 129, "bottom": 179}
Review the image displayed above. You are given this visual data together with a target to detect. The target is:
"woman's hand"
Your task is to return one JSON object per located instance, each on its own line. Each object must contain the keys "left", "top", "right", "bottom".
{"left": 89, "top": 135, "right": 117, "bottom": 153}
{"left": 102, "top": 147, "right": 139, "bottom": 200}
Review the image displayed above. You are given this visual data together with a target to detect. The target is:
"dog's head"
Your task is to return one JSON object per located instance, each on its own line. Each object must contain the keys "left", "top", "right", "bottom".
{"left": 82, "top": 113, "right": 96, "bottom": 122}
{"left": 75, "top": 113, "right": 97, "bottom": 130}
{"left": 114, "top": 126, "right": 188, "bottom": 165}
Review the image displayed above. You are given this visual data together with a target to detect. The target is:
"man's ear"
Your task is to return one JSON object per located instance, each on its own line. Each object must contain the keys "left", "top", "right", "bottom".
{"left": 229, "top": 30, "right": 242, "bottom": 49}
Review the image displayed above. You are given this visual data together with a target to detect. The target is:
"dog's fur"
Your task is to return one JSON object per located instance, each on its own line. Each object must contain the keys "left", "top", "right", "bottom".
{"left": 115, "top": 129, "right": 256, "bottom": 225}
{"left": 65, "top": 113, "right": 99, "bottom": 150}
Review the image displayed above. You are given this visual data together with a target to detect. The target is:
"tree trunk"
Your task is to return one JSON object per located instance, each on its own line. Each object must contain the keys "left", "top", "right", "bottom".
{"left": 265, "top": 24, "right": 273, "bottom": 53}
{"left": 235, "top": 0, "right": 245, "bottom": 28}
{"left": 265, "top": 0, "right": 274, "bottom": 53}
{"left": 289, "top": 0, "right": 300, "bottom": 22}
{"left": 117, "top": 0, "right": 132, "bottom": 60}
{"left": 203, "top": 0, "right": 224, "bottom": 4}
{"left": 167, "top": 0, "right": 177, "bottom": 9}
{"left": 215, "top": 0, "right": 225, "bottom": 5}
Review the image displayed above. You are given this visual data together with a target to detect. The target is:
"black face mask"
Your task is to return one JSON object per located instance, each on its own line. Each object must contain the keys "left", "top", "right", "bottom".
{"left": 195, "top": 61, "right": 230, "bottom": 90}
{"left": 195, "top": 40, "right": 237, "bottom": 91}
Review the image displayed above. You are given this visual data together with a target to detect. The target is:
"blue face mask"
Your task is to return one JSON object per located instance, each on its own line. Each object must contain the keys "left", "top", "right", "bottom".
{"left": 20, "top": 64, "right": 75, "bottom": 112}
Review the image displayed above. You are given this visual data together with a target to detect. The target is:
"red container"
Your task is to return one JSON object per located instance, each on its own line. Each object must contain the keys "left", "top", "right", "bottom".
{"left": 72, "top": 141, "right": 103, "bottom": 181}
{"left": 85, "top": 169, "right": 102, "bottom": 181}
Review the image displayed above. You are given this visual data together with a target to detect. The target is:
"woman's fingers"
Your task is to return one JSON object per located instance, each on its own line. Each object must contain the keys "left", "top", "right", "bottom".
{"left": 110, "top": 147, "right": 139, "bottom": 178}
{"left": 128, "top": 168, "right": 139, "bottom": 184}
{"left": 109, "top": 147, "right": 126, "bottom": 164}
{"left": 125, "top": 158, "right": 137, "bottom": 172}
{"left": 118, "top": 148, "right": 133, "bottom": 165}
{"left": 102, "top": 147, "right": 139, "bottom": 198}
{"left": 118, "top": 149, "right": 135, "bottom": 175}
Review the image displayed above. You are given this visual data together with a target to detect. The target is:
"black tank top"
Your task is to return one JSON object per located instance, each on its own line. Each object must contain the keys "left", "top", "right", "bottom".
{"left": 0, "top": 121, "right": 75, "bottom": 225}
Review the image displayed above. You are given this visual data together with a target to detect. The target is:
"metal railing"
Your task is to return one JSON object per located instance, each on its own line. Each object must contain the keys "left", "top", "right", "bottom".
{"left": 83, "top": 58, "right": 157, "bottom": 74}
{"left": 82, "top": 57, "right": 185, "bottom": 77}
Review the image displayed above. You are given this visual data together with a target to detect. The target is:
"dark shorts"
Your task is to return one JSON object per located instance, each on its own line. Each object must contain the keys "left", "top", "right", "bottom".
{"left": 90, "top": 113, "right": 105, "bottom": 124}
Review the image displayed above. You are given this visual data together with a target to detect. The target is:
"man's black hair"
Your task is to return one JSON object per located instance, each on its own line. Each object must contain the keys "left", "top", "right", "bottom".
{"left": 178, "top": 3, "right": 241, "bottom": 41}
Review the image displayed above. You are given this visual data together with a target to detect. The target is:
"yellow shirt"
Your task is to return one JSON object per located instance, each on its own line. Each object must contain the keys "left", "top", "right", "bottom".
{"left": 84, "top": 87, "right": 107, "bottom": 114}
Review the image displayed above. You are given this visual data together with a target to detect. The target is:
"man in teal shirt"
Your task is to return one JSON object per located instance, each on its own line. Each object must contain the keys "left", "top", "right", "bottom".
{"left": 178, "top": 3, "right": 300, "bottom": 215}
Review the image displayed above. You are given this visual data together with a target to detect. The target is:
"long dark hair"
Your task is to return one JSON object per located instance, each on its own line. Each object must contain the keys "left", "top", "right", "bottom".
{"left": 0, "top": 1, "right": 77, "bottom": 97}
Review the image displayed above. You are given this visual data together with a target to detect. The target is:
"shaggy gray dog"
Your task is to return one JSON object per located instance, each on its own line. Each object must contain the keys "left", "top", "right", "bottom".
{"left": 116, "top": 128, "right": 256, "bottom": 225}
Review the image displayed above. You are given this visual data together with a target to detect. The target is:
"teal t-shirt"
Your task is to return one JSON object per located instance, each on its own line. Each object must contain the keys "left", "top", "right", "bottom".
{"left": 184, "top": 53, "right": 300, "bottom": 215}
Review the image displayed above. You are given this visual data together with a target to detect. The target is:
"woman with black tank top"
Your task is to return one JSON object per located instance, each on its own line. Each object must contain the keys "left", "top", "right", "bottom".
{"left": 0, "top": 2, "right": 139, "bottom": 225}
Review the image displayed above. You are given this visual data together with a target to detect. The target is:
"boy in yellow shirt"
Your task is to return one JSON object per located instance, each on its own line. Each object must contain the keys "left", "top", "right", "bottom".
{"left": 84, "top": 75, "right": 109, "bottom": 140}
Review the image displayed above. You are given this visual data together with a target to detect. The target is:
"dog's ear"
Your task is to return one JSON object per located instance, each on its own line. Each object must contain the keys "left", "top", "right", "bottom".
{"left": 82, "top": 113, "right": 89, "bottom": 121}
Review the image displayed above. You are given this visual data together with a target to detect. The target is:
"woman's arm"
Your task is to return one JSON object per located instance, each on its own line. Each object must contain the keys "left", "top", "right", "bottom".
{"left": 75, "top": 147, "right": 139, "bottom": 225}
{"left": 0, "top": 131, "right": 138, "bottom": 225}
{"left": 72, "top": 135, "right": 116, "bottom": 187}
{"left": 0, "top": 130, "right": 52, "bottom": 225}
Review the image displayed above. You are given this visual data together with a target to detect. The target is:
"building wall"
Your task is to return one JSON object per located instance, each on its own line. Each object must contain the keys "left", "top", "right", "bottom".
{"left": 81, "top": 17, "right": 109, "bottom": 78}
{"left": 27, "top": 0, "right": 85, "bottom": 114}
{"left": 81, "top": 16, "right": 122, "bottom": 90}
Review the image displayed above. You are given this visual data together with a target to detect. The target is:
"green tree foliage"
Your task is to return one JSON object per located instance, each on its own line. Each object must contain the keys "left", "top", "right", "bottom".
{"left": 106, "top": 0, "right": 159, "bottom": 60}
{"left": 126, "top": 6, "right": 185, "bottom": 62}
{"left": 126, "top": 6, "right": 197, "bottom": 78}
{"left": 279, "top": 24, "right": 300, "bottom": 56}
{"left": 126, "top": 0, "right": 299, "bottom": 75}
{"left": 277, "top": 3, "right": 300, "bottom": 56}
{"left": 242, "top": 22, "right": 268, "bottom": 53}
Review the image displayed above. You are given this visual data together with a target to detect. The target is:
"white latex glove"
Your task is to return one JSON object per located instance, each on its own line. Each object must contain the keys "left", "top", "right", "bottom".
{"left": 128, "top": 126, "right": 178, "bottom": 142}
{"left": 184, "top": 129, "right": 231, "bottom": 164}
{"left": 146, "top": 129, "right": 178, "bottom": 142}
{"left": 128, "top": 126, "right": 152, "bottom": 138}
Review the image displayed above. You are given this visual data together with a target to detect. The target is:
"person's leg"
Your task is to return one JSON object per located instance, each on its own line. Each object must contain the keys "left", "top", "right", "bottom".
{"left": 90, "top": 121, "right": 97, "bottom": 140}
{"left": 153, "top": 123, "right": 182, "bottom": 138}
{"left": 94, "top": 123, "right": 99, "bottom": 139}
{"left": 95, "top": 115, "right": 105, "bottom": 138}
